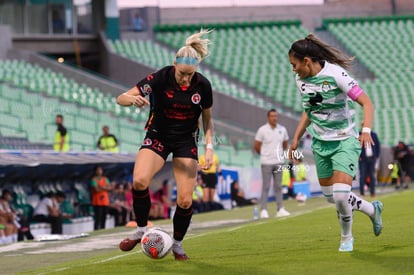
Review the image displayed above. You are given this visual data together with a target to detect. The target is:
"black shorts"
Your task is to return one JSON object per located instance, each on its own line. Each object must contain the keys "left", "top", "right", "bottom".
{"left": 201, "top": 173, "right": 218, "bottom": 189}
{"left": 140, "top": 129, "right": 198, "bottom": 160}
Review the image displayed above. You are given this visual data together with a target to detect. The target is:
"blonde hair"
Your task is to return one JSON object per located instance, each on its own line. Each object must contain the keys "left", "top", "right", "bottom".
{"left": 176, "top": 29, "right": 212, "bottom": 64}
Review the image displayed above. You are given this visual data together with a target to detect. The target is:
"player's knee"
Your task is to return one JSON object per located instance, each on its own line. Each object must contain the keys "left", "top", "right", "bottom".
{"left": 176, "top": 197, "right": 192, "bottom": 209}
{"left": 132, "top": 176, "right": 150, "bottom": 190}
{"left": 332, "top": 192, "right": 348, "bottom": 205}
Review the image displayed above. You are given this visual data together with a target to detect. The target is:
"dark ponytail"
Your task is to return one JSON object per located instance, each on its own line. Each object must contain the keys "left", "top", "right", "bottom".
{"left": 289, "top": 33, "right": 354, "bottom": 69}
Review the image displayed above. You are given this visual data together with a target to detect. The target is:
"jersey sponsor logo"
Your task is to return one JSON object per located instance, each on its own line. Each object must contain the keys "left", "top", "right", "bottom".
{"left": 172, "top": 103, "right": 191, "bottom": 109}
{"left": 146, "top": 74, "right": 154, "bottom": 81}
{"left": 347, "top": 80, "right": 357, "bottom": 88}
{"left": 142, "top": 138, "right": 152, "bottom": 146}
{"left": 164, "top": 109, "right": 195, "bottom": 120}
{"left": 308, "top": 93, "right": 323, "bottom": 106}
{"left": 300, "top": 82, "right": 320, "bottom": 92}
{"left": 191, "top": 93, "right": 201, "bottom": 104}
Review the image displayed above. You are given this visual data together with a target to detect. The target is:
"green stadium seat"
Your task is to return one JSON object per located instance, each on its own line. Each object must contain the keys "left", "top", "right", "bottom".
{"left": 326, "top": 17, "right": 414, "bottom": 144}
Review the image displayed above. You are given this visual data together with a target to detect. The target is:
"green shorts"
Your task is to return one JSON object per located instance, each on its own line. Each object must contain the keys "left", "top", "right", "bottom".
{"left": 312, "top": 137, "right": 361, "bottom": 179}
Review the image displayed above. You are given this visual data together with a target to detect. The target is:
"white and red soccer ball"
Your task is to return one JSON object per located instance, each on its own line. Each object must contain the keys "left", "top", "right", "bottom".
{"left": 140, "top": 228, "right": 173, "bottom": 259}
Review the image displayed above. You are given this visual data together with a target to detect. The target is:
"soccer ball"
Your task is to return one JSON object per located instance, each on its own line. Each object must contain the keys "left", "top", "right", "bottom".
{"left": 140, "top": 228, "right": 173, "bottom": 259}
{"left": 296, "top": 192, "right": 307, "bottom": 203}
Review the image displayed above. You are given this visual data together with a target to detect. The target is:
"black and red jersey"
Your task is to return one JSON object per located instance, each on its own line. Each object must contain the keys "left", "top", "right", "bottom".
{"left": 136, "top": 66, "right": 213, "bottom": 138}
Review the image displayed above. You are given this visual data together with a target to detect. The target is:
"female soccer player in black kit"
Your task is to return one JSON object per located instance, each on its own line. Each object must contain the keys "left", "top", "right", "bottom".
{"left": 117, "top": 29, "right": 214, "bottom": 260}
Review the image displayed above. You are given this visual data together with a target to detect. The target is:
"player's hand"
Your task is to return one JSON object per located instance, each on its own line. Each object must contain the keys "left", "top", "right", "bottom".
{"left": 359, "top": 132, "right": 374, "bottom": 148}
{"left": 130, "top": 95, "right": 150, "bottom": 107}
{"left": 202, "top": 148, "right": 213, "bottom": 170}
{"left": 289, "top": 140, "right": 299, "bottom": 162}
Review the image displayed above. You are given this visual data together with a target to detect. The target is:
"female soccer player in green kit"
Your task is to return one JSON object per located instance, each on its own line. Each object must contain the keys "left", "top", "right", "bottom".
{"left": 288, "top": 34, "right": 383, "bottom": 252}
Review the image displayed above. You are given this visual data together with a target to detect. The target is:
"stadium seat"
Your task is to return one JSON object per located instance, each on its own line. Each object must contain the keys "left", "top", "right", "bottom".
{"left": 326, "top": 17, "right": 414, "bottom": 144}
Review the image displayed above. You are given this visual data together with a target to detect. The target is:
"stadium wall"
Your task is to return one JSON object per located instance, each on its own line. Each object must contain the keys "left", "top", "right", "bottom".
{"left": 155, "top": 0, "right": 414, "bottom": 30}
{"left": 99, "top": 33, "right": 155, "bottom": 89}
{"left": 0, "top": 25, "right": 12, "bottom": 59}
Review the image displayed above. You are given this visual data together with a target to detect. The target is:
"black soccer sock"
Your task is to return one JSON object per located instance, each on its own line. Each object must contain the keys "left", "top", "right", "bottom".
{"left": 133, "top": 188, "right": 151, "bottom": 227}
{"left": 173, "top": 205, "right": 193, "bottom": 241}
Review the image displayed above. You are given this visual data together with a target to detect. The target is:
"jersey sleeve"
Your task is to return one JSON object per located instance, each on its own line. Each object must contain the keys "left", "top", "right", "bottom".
{"left": 255, "top": 127, "right": 264, "bottom": 142}
{"left": 333, "top": 66, "right": 358, "bottom": 94}
{"left": 136, "top": 68, "right": 164, "bottom": 97}
{"left": 91, "top": 179, "right": 97, "bottom": 187}
{"left": 200, "top": 77, "right": 213, "bottom": 109}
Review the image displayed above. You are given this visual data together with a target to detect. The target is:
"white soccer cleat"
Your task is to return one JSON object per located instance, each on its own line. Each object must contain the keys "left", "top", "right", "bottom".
{"left": 260, "top": 209, "right": 269, "bottom": 219}
{"left": 338, "top": 237, "right": 354, "bottom": 252}
{"left": 276, "top": 208, "right": 291, "bottom": 217}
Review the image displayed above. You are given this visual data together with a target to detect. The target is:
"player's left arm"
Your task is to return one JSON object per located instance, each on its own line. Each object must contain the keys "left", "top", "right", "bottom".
{"left": 355, "top": 92, "right": 375, "bottom": 147}
{"left": 336, "top": 68, "right": 374, "bottom": 147}
{"left": 201, "top": 107, "right": 214, "bottom": 169}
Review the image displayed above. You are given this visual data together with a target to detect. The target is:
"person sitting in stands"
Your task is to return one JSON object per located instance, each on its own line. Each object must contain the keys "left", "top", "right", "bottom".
{"left": 32, "top": 192, "right": 66, "bottom": 234}
{"left": 231, "top": 180, "right": 257, "bottom": 207}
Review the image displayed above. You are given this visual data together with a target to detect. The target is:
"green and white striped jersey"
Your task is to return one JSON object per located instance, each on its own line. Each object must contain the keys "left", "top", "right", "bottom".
{"left": 295, "top": 61, "right": 359, "bottom": 141}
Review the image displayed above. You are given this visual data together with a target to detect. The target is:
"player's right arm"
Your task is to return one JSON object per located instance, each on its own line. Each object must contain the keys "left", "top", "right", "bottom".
{"left": 289, "top": 112, "right": 310, "bottom": 161}
{"left": 117, "top": 86, "right": 150, "bottom": 107}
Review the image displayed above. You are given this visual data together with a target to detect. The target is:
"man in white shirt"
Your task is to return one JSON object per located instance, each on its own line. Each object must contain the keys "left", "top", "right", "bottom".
{"left": 254, "top": 109, "right": 290, "bottom": 218}
{"left": 33, "top": 192, "right": 66, "bottom": 234}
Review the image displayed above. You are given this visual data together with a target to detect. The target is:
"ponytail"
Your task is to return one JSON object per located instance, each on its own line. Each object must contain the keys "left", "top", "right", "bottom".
{"left": 289, "top": 33, "right": 354, "bottom": 69}
{"left": 175, "top": 29, "right": 212, "bottom": 65}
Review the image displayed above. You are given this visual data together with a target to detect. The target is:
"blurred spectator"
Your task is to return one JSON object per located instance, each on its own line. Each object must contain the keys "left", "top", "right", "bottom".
{"left": 199, "top": 152, "right": 222, "bottom": 210}
{"left": 59, "top": 196, "right": 74, "bottom": 223}
{"left": 108, "top": 183, "right": 128, "bottom": 226}
{"left": 32, "top": 192, "right": 66, "bottom": 234}
{"left": 54, "top": 114, "right": 70, "bottom": 152}
{"left": 52, "top": 9, "right": 65, "bottom": 33}
{"left": 132, "top": 12, "right": 144, "bottom": 32}
{"left": 192, "top": 175, "right": 205, "bottom": 213}
{"left": 0, "top": 224, "right": 6, "bottom": 244}
{"left": 295, "top": 158, "right": 307, "bottom": 181}
{"left": 124, "top": 182, "right": 135, "bottom": 222}
{"left": 359, "top": 126, "right": 381, "bottom": 197}
{"left": 231, "top": 180, "right": 257, "bottom": 207}
{"left": 393, "top": 141, "right": 412, "bottom": 189}
{"left": 1, "top": 189, "right": 34, "bottom": 241}
{"left": 152, "top": 180, "right": 170, "bottom": 219}
{"left": 91, "top": 166, "right": 112, "bottom": 230}
{"left": 148, "top": 188, "right": 165, "bottom": 220}
{"left": 281, "top": 163, "right": 295, "bottom": 200}
{"left": 389, "top": 161, "right": 401, "bottom": 187}
{"left": 0, "top": 189, "right": 19, "bottom": 243}
{"left": 97, "top": 126, "right": 119, "bottom": 153}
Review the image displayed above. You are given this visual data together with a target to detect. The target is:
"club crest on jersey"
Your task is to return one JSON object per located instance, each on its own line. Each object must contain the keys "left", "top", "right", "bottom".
{"left": 140, "top": 84, "right": 152, "bottom": 96}
{"left": 321, "top": 81, "right": 331, "bottom": 92}
{"left": 142, "top": 138, "right": 152, "bottom": 146}
{"left": 166, "top": 90, "right": 174, "bottom": 99}
{"left": 191, "top": 93, "right": 201, "bottom": 104}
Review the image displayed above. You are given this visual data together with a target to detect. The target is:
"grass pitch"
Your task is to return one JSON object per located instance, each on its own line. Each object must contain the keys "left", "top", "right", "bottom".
{"left": 2, "top": 188, "right": 414, "bottom": 275}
